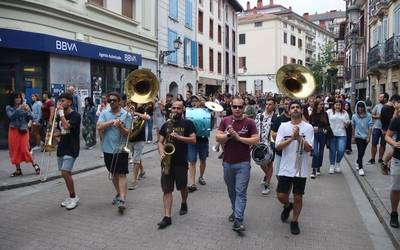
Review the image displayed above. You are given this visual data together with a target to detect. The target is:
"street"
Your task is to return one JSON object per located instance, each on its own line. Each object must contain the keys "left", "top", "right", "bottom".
{"left": 0, "top": 147, "right": 394, "bottom": 250}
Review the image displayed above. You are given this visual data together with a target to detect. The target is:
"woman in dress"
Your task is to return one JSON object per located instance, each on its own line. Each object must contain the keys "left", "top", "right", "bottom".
{"left": 82, "top": 97, "right": 97, "bottom": 149}
{"left": 6, "top": 92, "right": 40, "bottom": 176}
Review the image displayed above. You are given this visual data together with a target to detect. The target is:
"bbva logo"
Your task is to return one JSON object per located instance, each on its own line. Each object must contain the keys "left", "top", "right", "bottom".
{"left": 56, "top": 40, "right": 78, "bottom": 52}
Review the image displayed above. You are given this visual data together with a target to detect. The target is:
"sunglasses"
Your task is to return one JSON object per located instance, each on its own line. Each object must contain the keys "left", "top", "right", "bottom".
{"left": 172, "top": 107, "right": 182, "bottom": 110}
{"left": 108, "top": 99, "right": 118, "bottom": 103}
{"left": 290, "top": 105, "right": 301, "bottom": 109}
{"left": 232, "top": 105, "right": 243, "bottom": 109}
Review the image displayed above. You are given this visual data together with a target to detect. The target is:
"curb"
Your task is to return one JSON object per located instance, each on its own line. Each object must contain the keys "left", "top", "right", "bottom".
{"left": 0, "top": 147, "right": 159, "bottom": 191}
{"left": 344, "top": 155, "right": 400, "bottom": 249}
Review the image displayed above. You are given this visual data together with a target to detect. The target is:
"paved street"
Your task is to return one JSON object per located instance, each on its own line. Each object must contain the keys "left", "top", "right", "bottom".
{"left": 0, "top": 143, "right": 394, "bottom": 250}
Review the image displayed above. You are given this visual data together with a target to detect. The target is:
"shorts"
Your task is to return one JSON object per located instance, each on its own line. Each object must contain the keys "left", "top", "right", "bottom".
{"left": 372, "top": 128, "right": 386, "bottom": 146}
{"left": 391, "top": 158, "right": 400, "bottom": 191}
{"left": 273, "top": 155, "right": 281, "bottom": 175}
{"left": 161, "top": 165, "right": 188, "bottom": 193}
{"left": 187, "top": 140, "right": 209, "bottom": 163}
{"left": 104, "top": 152, "right": 129, "bottom": 175}
{"left": 276, "top": 176, "right": 307, "bottom": 195}
{"left": 130, "top": 141, "right": 145, "bottom": 164}
{"left": 57, "top": 155, "right": 76, "bottom": 172}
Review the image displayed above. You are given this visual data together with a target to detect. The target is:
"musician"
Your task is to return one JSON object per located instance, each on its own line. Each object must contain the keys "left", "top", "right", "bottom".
{"left": 128, "top": 104, "right": 150, "bottom": 190}
{"left": 216, "top": 97, "right": 259, "bottom": 232}
{"left": 255, "top": 98, "right": 278, "bottom": 195}
{"left": 188, "top": 96, "right": 210, "bottom": 192}
{"left": 157, "top": 101, "right": 196, "bottom": 229}
{"left": 275, "top": 100, "right": 314, "bottom": 235}
{"left": 55, "top": 93, "right": 81, "bottom": 210}
{"left": 97, "top": 92, "right": 132, "bottom": 214}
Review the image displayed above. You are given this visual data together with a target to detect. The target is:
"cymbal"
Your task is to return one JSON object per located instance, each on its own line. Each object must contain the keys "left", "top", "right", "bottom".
{"left": 205, "top": 101, "right": 223, "bottom": 112}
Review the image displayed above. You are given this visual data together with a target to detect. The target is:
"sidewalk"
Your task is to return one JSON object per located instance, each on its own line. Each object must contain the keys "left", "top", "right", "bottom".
{"left": 344, "top": 144, "right": 400, "bottom": 248}
{"left": 0, "top": 138, "right": 158, "bottom": 191}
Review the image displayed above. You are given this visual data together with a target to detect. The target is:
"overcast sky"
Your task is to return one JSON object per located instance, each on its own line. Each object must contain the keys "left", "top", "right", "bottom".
{"left": 238, "top": 0, "right": 346, "bottom": 15}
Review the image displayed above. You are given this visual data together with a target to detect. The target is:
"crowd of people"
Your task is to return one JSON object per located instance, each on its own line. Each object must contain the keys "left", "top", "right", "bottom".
{"left": 5, "top": 86, "right": 400, "bottom": 235}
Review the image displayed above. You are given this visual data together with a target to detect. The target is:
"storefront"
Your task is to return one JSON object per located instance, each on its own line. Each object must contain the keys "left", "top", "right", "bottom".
{"left": 0, "top": 28, "right": 142, "bottom": 148}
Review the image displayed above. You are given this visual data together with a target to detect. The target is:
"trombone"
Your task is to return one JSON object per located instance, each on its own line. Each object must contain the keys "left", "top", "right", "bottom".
{"left": 40, "top": 107, "right": 58, "bottom": 182}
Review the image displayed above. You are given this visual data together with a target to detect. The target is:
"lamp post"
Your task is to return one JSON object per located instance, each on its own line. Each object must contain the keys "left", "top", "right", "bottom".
{"left": 347, "top": 4, "right": 361, "bottom": 111}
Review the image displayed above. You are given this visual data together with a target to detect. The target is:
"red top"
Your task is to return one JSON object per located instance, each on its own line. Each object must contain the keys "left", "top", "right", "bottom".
{"left": 41, "top": 99, "right": 54, "bottom": 121}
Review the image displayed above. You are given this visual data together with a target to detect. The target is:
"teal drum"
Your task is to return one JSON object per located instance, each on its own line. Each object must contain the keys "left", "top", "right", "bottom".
{"left": 186, "top": 108, "right": 211, "bottom": 137}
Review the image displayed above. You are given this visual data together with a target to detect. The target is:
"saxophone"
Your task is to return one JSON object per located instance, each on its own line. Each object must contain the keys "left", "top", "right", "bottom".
{"left": 161, "top": 114, "right": 176, "bottom": 175}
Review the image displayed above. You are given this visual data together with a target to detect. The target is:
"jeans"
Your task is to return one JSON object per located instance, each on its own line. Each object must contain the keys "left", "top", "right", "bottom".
{"left": 312, "top": 132, "right": 326, "bottom": 169}
{"left": 355, "top": 138, "right": 368, "bottom": 168}
{"left": 329, "top": 136, "right": 347, "bottom": 165}
{"left": 146, "top": 118, "right": 153, "bottom": 142}
{"left": 223, "top": 161, "right": 251, "bottom": 221}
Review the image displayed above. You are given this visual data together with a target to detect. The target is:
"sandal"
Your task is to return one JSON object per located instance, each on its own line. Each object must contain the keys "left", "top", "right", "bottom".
{"left": 33, "top": 163, "right": 40, "bottom": 175}
{"left": 10, "top": 169, "right": 22, "bottom": 177}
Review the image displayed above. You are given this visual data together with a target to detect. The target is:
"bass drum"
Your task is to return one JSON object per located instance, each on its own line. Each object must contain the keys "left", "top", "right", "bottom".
{"left": 252, "top": 143, "right": 274, "bottom": 166}
{"left": 186, "top": 108, "right": 211, "bottom": 137}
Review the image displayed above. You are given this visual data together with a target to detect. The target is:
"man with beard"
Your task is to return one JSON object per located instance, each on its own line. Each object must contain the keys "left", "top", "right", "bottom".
{"left": 157, "top": 101, "right": 196, "bottom": 229}
{"left": 275, "top": 101, "right": 314, "bottom": 235}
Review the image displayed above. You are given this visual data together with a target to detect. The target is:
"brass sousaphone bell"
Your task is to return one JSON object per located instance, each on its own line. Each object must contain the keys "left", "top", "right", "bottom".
{"left": 276, "top": 64, "right": 316, "bottom": 100}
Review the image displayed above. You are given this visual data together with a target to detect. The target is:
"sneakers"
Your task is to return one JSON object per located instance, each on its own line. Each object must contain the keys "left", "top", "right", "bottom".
{"left": 65, "top": 197, "right": 79, "bottom": 210}
{"left": 112, "top": 194, "right": 120, "bottom": 205}
{"left": 129, "top": 158, "right": 134, "bottom": 164}
{"left": 310, "top": 169, "right": 316, "bottom": 179}
{"left": 378, "top": 159, "right": 384, "bottom": 164}
{"left": 290, "top": 221, "right": 300, "bottom": 235}
{"left": 316, "top": 169, "right": 321, "bottom": 176}
{"left": 390, "top": 212, "right": 399, "bottom": 228}
{"left": 218, "top": 152, "right": 224, "bottom": 159}
{"left": 118, "top": 200, "right": 126, "bottom": 214}
{"left": 147, "top": 140, "right": 152, "bottom": 144}
{"left": 212, "top": 145, "right": 220, "bottom": 152}
{"left": 60, "top": 197, "right": 72, "bottom": 207}
{"left": 368, "top": 159, "right": 376, "bottom": 165}
{"left": 139, "top": 171, "right": 146, "bottom": 179}
{"left": 381, "top": 163, "right": 390, "bottom": 175}
{"left": 188, "top": 184, "right": 197, "bottom": 193}
{"left": 232, "top": 220, "right": 245, "bottom": 232}
{"left": 358, "top": 168, "right": 365, "bottom": 176}
{"left": 334, "top": 163, "right": 342, "bottom": 173}
{"left": 128, "top": 181, "right": 138, "bottom": 190}
{"left": 157, "top": 216, "right": 172, "bottom": 229}
{"left": 261, "top": 184, "right": 271, "bottom": 195}
{"left": 281, "top": 202, "right": 293, "bottom": 222}
{"left": 179, "top": 203, "right": 188, "bottom": 215}
{"left": 228, "top": 213, "right": 235, "bottom": 222}
{"left": 261, "top": 176, "right": 267, "bottom": 185}
{"left": 329, "top": 165, "right": 335, "bottom": 174}
{"left": 345, "top": 149, "right": 352, "bottom": 155}
{"left": 198, "top": 176, "right": 206, "bottom": 185}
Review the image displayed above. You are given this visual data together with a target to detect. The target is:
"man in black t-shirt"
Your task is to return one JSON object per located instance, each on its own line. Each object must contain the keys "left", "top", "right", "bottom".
{"left": 157, "top": 101, "right": 196, "bottom": 229}
{"left": 56, "top": 93, "right": 81, "bottom": 210}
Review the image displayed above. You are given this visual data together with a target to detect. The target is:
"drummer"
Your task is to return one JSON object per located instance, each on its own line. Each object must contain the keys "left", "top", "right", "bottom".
{"left": 187, "top": 95, "right": 210, "bottom": 192}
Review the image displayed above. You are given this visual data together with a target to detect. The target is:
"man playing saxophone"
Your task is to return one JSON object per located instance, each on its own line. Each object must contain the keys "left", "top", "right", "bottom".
{"left": 157, "top": 101, "right": 196, "bottom": 229}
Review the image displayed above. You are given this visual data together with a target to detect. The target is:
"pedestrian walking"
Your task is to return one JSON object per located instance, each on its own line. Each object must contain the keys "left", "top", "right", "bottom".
{"left": 82, "top": 97, "right": 97, "bottom": 149}
{"left": 55, "top": 93, "right": 81, "bottom": 210}
{"left": 145, "top": 102, "right": 154, "bottom": 143}
{"left": 6, "top": 92, "right": 40, "bottom": 176}
{"left": 351, "top": 101, "right": 373, "bottom": 176}
{"left": 30, "top": 93, "right": 42, "bottom": 151}
{"left": 153, "top": 96, "right": 165, "bottom": 144}
{"left": 369, "top": 93, "right": 388, "bottom": 164}
{"left": 41, "top": 91, "right": 55, "bottom": 143}
{"left": 216, "top": 97, "right": 259, "bottom": 232}
{"left": 344, "top": 102, "right": 353, "bottom": 154}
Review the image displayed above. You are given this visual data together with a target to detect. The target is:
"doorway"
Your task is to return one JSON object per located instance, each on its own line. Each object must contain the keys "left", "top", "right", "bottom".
{"left": 0, "top": 64, "right": 16, "bottom": 149}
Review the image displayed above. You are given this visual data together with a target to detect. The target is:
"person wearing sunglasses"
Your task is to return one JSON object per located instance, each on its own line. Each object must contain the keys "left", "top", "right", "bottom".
{"left": 157, "top": 101, "right": 196, "bottom": 229}
{"left": 216, "top": 97, "right": 259, "bottom": 232}
{"left": 275, "top": 101, "right": 314, "bottom": 235}
{"left": 97, "top": 92, "right": 132, "bottom": 214}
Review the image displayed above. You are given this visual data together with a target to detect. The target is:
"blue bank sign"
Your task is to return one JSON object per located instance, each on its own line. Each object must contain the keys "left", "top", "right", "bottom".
{"left": 0, "top": 28, "right": 142, "bottom": 66}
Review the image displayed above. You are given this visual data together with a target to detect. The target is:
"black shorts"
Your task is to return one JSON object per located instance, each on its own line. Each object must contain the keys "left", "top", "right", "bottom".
{"left": 104, "top": 152, "right": 129, "bottom": 175}
{"left": 276, "top": 176, "right": 307, "bottom": 195}
{"left": 161, "top": 165, "right": 188, "bottom": 193}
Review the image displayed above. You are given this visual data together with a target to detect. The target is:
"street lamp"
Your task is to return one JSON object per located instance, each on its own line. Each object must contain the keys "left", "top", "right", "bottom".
{"left": 347, "top": 4, "right": 361, "bottom": 111}
{"left": 159, "top": 37, "right": 183, "bottom": 64}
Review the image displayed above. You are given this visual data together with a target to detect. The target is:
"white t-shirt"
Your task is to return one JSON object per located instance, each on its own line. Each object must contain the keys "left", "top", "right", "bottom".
{"left": 276, "top": 121, "right": 314, "bottom": 178}
{"left": 326, "top": 109, "right": 350, "bottom": 136}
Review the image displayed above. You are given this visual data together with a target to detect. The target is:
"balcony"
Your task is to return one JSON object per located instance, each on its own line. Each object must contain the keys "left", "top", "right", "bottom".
{"left": 368, "top": 43, "right": 385, "bottom": 70}
{"left": 385, "top": 35, "right": 400, "bottom": 65}
{"left": 345, "top": 63, "right": 367, "bottom": 82}
{"left": 369, "top": 0, "right": 389, "bottom": 23}
{"left": 306, "top": 43, "right": 316, "bottom": 52}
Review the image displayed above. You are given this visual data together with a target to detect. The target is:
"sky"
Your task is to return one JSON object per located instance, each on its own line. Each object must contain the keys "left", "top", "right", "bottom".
{"left": 237, "top": 0, "right": 346, "bottom": 15}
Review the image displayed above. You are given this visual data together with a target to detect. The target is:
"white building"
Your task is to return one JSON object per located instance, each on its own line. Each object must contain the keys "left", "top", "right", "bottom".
{"left": 237, "top": 0, "right": 335, "bottom": 94}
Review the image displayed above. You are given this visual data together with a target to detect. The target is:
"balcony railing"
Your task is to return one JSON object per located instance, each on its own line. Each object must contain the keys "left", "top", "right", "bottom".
{"left": 385, "top": 35, "right": 400, "bottom": 63}
{"left": 306, "top": 43, "right": 316, "bottom": 51}
{"left": 368, "top": 35, "right": 400, "bottom": 70}
{"left": 368, "top": 42, "right": 385, "bottom": 69}
{"left": 369, "top": 0, "right": 389, "bottom": 20}
{"left": 345, "top": 63, "right": 367, "bottom": 81}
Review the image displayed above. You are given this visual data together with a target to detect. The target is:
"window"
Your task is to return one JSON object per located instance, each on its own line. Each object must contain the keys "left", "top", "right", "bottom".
{"left": 184, "top": 38, "right": 192, "bottom": 66}
{"left": 298, "top": 28, "right": 301, "bottom": 34}
{"left": 199, "top": 0, "right": 202, "bottom": 5}
{"left": 283, "top": 32, "right": 287, "bottom": 44}
{"left": 394, "top": 6, "right": 400, "bottom": 35}
{"left": 232, "top": 11, "right": 235, "bottom": 25}
{"left": 225, "top": 4, "right": 228, "bottom": 20}
{"left": 291, "top": 25, "right": 294, "bottom": 31}
{"left": 232, "top": 30, "right": 236, "bottom": 52}
{"left": 218, "top": 0, "right": 221, "bottom": 19}
{"left": 297, "top": 59, "right": 303, "bottom": 65}
{"left": 298, "top": 38, "right": 302, "bottom": 48}
{"left": 283, "top": 56, "right": 287, "bottom": 65}
{"left": 209, "top": 49, "right": 214, "bottom": 72}
{"left": 185, "top": 0, "right": 193, "bottom": 28}
{"left": 239, "top": 33, "right": 245, "bottom": 44}
{"left": 291, "top": 58, "right": 296, "bottom": 64}
{"left": 169, "top": 0, "right": 178, "bottom": 20}
{"left": 210, "top": 0, "right": 213, "bottom": 13}
{"left": 218, "top": 25, "right": 222, "bottom": 43}
{"left": 209, "top": 19, "right": 214, "bottom": 39}
{"left": 88, "top": 0, "right": 103, "bottom": 7}
{"left": 239, "top": 57, "right": 246, "bottom": 69}
{"left": 232, "top": 55, "right": 236, "bottom": 76}
{"left": 198, "top": 10, "right": 203, "bottom": 33}
{"left": 383, "top": 16, "right": 388, "bottom": 41}
{"left": 198, "top": 44, "right": 203, "bottom": 69}
{"left": 225, "top": 25, "right": 229, "bottom": 48}
{"left": 225, "top": 52, "right": 229, "bottom": 75}
{"left": 122, "top": 0, "right": 134, "bottom": 18}
{"left": 168, "top": 30, "right": 178, "bottom": 63}
{"left": 218, "top": 52, "right": 222, "bottom": 73}
{"left": 290, "top": 35, "right": 296, "bottom": 46}
{"left": 254, "top": 22, "right": 263, "bottom": 27}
